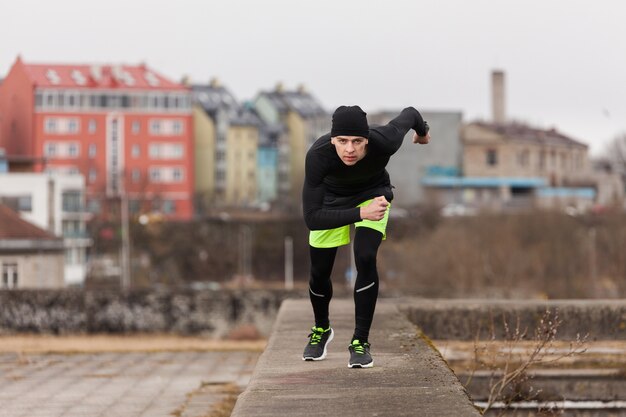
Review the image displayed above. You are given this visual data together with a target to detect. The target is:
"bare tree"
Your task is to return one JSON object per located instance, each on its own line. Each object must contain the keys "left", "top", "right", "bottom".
{"left": 604, "top": 132, "right": 626, "bottom": 181}
{"left": 465, "top": 309, "right": 587, "bottom": 416}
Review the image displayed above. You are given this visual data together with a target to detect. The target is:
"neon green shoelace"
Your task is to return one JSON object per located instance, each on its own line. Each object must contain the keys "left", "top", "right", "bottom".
{"left": 351, "top": 340, "right": 366, "bottom": 354}
{"left": 308, "top": 327, "right": 326, "bottom": 345}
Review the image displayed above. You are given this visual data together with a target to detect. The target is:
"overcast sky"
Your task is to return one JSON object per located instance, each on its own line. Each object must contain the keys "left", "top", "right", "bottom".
{"left": 2, "top": 0, "right": 625, "bottom": 155}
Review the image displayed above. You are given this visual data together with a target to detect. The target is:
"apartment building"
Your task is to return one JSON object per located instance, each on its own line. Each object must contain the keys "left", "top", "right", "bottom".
{"left": 0, "top": 171, "right": 90, "bottom": 285}
{"left": 192, "top": 80, "right": 261, "bottom": 209}
{"left": 0, "top": 56, "right": 194, "bottom": 220}
{"left": 254, "top": 84, "right": 328, "bottom": 206}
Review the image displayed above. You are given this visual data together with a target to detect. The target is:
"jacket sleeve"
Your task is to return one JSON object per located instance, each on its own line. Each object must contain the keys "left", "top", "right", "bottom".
{"left": 370, "top": 107, "right": 427, "bottom": 155}
{"left": 302, "top": 152, "right": 362, "bottom": 231}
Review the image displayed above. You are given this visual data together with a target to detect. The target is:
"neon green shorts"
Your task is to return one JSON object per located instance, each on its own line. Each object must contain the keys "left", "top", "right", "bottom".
{"left": 309, "top": 199, "right": 391, "bottom": 248}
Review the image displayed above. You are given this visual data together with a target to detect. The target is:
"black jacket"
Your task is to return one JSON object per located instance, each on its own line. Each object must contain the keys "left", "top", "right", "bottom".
{"left": 302, "top": 107, "right": 427, "bottom": 230}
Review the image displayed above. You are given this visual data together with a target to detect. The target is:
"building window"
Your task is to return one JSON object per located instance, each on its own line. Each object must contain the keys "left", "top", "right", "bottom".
{"left": 89, "top": 144, "right": 96, "bottom": 158}
{"left": 88, "top": 119, "right": 97, "bottom": 133}
{"left": 132, "top": 120, "right": 140, "bottom": 134}
{"left": 1, "top": 262, "right": 18, "bottom": 289}
{"left": 150, "top": 120, "right": 161, "bottom": 134}
{"left": 62, "top": 220, "right": 81, "bottom": 237}
{"left": 18, "top": 196, "right": 32, "bottom": 212}
{"left": 0, "top": 196, "right": 32, "bottom": 212}
{"left": 173, "top": 167, "right": 183, "bottom": 182}
{"left": 216, "top": 150, "right": 225, "bottom": 161}
{"left": 148, "top": 143, "right": 183, "bottom": 159}
{"left": 45, "top": 118, "right": 57, "bottom": 133}
{"left": 150, "top": 168, "right": 161, "bottom": 182}
{"left": 45, "top": 92, "right": 55, "bottom": 107}
{"left": 132, "top": 144, "right": 141, "bottom": 158}
{"left": 173, "top": 120, "right": 183, "bottom": 135}
{"left": 68, "top": 143, "right": 79, "bottom": 157}
{"left": 62, "top": 191, "right": 82, "bottom": 212}
{"left": 486, "top": 149, "right": 498, "bottom": 166}
{"left": 89, "top": 169, "right": 97, "bottom": 183}
{"left": 68, "top": 119, "right": 79, "bottom": 133}
{"left": 45, "top": 143, "right": 57, "bottom": 157}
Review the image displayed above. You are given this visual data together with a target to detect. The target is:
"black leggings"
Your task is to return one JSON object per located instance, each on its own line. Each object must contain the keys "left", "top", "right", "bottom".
{"left": 308, "top": 227, "right": 382, "bottom": 343}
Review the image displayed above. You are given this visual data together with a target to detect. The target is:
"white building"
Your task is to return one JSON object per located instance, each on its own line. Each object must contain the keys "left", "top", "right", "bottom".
{"left": 0, "top": 172, "right": 91, "bottom": 286}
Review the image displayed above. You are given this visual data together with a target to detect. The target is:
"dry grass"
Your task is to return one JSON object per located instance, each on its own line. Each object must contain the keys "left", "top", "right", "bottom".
{"left": 204, "top": 383, "right": 241, "bottom": 417}
{"left": 0, "top": 334, "right": 266, "bottom": 354}
{"left": 171, "top": 382, "right": 241, "bottom": 417}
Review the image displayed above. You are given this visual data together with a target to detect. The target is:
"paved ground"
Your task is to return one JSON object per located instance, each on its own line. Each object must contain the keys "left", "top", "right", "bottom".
{"left": 231, "top": 299, "right": 481, "bottom": 417}
{"left": 0, "top": 351, "right": 259, "bottom": 417}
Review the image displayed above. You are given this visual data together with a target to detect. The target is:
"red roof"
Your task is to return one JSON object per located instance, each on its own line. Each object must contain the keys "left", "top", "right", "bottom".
{"left": 0, "top": 204, "right": 59, "bottom": 240}
{"left": 21, "top": 61, "right": 187, "bottom": 91}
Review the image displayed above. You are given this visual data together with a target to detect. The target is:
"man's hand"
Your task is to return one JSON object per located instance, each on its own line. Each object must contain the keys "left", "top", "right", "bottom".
{"left": 360, "top": 196, "right": 389, "bottom": 221}
{"left": 412, "top": 131, "right": 431, "bottom": 144}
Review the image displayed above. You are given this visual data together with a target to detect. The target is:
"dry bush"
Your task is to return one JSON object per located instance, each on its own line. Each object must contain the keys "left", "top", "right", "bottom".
{"left": 466, "top": 309, "right": 587, "bottom": 415}
{"left": 89, "top": 208, "right": 626, "bottom": 296}
{"left": 382, "top": 211, "right": 626, "bottom": 298}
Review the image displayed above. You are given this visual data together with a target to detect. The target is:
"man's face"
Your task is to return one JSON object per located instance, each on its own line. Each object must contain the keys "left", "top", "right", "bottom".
{"left": 331, "top": 136, "right": 368, "bottom": 166}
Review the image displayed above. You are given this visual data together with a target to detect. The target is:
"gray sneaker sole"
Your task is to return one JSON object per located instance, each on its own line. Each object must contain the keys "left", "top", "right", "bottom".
{"left": 302, "top": 328, "right": 334, "bottom": 361}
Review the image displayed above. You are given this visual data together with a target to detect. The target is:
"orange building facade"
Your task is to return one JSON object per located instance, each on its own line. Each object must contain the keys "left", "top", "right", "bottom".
{"left": 0, "top": 57, "right": 194, "bottom": 220}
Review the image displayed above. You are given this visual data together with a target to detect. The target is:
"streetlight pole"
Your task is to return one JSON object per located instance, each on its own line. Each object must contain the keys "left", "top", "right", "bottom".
{"left": 120, "top": 191, "right": 131, "bottom": 291}
{"left": 285, "top": 236, "right": 293, "bottom": 290}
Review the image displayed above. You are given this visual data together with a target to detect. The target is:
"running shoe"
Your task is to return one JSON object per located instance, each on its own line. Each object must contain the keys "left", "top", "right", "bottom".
{"left": 302, "top": 326, "right": 333, "bottom": 361}
{"left": 348, "top": 339, "right": 373, "bottom": 368}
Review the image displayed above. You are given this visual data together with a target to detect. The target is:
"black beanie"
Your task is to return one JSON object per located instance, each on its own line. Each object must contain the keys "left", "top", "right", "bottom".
{"left": 330, "top": 105, "right": 369, "bottom": 138}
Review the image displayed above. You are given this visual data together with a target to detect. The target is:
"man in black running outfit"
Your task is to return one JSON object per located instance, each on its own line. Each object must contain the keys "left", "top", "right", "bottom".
{"left": 301, "top": 105, "right": 430, "bottom": 368}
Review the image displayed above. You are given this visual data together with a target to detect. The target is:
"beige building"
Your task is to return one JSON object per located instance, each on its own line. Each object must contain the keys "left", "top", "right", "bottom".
{"left": 423, "top": 70, "right": 608, "bottom": 212}
{"left": 192, "top": 80, "right": 261, "bottom": 209}
{"left": 459, "top": 122, "right": 595, "bottom": 210}
{"left": 463, "top": 122, "right": 591, "bottom": 186}
{"left": 225, "top": 125, "right": 258, "bottom": 205}
{"left": 254, "top": 84, "right": 328, "bottom": 206}
{"left": 0, "top": 204, "right": 64, "bottom": 289}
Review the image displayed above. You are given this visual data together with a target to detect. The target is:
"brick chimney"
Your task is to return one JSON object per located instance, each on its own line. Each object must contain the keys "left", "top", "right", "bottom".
{"left": 491, "top": 70, "right": 506, "bottom": 124}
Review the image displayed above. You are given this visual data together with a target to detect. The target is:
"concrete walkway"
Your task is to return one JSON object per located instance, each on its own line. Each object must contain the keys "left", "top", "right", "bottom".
{"left": 0, "top": 351, "right": 258, "bottom": 417}
{"left": 231, "top": 298, "right": 481, "bottom": 417}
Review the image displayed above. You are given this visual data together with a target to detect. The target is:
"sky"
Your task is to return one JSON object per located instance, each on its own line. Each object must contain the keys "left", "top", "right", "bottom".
{"left": 2, "top": 0, "right": 625, "bottom": 155}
